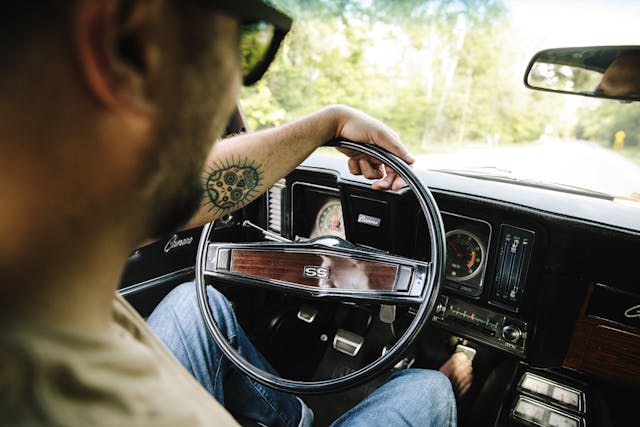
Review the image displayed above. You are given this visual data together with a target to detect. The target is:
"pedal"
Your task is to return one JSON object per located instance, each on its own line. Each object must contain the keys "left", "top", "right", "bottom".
{"left": 382, "top": 345, "right": 415, "bottom": 370}
{"left": 379, "top": 305, "right": 396, "bottom": 323}
{"left": 455, "top": 344, "right": 477, "bottom": 362}
{"left": 297, "top": 305, "right": 319, "bottom": 323}
{"left": 333, "top": 329, "right": 364, "bottom": 357}
{"left": 394, "top": 356, "right": 415, "bottom": 370}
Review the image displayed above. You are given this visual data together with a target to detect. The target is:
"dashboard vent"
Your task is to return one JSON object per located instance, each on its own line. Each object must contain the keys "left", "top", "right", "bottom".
{"left": 267, "top": 179, "right": 286, "bottom": 233}
{"left": 489, "top": 225, "right": 535, "bottom": 312}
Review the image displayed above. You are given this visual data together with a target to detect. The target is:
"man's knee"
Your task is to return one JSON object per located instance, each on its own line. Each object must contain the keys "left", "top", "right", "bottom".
{"left": 161, "top": 282, "right": 232, "bottom": 316}
{"left": 150, "top": 282, "right": 237, "bottom": 338}
{"left": 388, "top": 369, "right": 456, "bottom": 425}
{"left": 390, "top": 368, "right": 451, "bottom": 389}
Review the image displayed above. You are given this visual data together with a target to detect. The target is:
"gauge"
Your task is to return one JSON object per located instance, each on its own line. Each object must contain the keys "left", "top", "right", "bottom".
{"left": 445, "top": 229, "right": 485, "bottom": 280}
{"left": 313, "top": 199, "right": 345, "bottom": 238}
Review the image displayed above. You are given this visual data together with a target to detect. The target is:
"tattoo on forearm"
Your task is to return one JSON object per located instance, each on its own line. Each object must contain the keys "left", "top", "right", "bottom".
{"left": 202, "top": 158, "right": 263, "bottom": 215}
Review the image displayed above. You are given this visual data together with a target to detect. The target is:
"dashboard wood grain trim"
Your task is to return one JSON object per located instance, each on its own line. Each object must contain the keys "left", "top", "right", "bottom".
{"left": 230, "top": 249, "right": 398, "bottom": 291}
{"left": 564, "top": 284, "right": 640, "bottom": 387}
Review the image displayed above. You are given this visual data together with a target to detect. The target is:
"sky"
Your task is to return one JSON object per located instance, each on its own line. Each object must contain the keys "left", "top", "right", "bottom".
{"left": 508, "top": 0, "right": 640, "bottom": 48}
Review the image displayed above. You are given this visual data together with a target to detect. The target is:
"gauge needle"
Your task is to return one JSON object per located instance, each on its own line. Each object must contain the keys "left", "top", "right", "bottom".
{"left": 466, "top": 250, "right": 476, "bottom": 268}
{"left": 449, "top": 242, "right": 463, "bottom": 258}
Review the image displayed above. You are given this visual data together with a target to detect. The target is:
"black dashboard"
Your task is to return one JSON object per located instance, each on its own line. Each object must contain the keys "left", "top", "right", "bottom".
{"left": 119, "top": 152, "right": 639, "bottom": 427}
{"left": 271, "top": 162, "right": 545, "bottom": 357}
{"left": 260, "top": 154, "right": 640, "bottom": 425}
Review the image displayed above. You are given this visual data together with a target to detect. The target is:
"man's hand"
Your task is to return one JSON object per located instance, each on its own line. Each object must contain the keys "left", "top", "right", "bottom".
{"left": 331, "top": 105, "right": 415, "bottom": 191}
{"left": 181, "top": 104, "right": 415, "bottom": 231}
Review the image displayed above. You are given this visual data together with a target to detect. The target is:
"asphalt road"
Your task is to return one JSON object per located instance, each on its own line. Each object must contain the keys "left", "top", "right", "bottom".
{"left": 415, "top": 139, "right": 640, "bottom": 199}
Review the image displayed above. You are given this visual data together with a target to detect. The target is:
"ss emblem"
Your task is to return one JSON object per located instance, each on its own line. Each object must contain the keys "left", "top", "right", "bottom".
{"left": 304, "top": 266, "right": 330, "bottom": 279}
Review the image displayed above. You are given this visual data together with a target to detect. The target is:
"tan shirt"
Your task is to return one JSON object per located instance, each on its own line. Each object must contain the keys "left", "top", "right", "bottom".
{"left": 0, "top": 294, "right": 239, "bottom": 427}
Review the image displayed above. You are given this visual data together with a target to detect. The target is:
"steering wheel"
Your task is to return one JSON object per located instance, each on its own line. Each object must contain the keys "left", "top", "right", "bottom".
{"left": 195, "top": 139, "right": 446, "bottom": 394}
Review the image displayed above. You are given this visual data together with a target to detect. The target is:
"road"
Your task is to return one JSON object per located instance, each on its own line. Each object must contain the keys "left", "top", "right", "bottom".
{"left": 414, "top": 139, "right": 640, "bottom": 198}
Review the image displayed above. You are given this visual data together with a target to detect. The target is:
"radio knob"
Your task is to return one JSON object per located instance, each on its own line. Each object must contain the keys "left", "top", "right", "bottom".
{"left": 502, "top": 325, "right": 522, "bottom": 343}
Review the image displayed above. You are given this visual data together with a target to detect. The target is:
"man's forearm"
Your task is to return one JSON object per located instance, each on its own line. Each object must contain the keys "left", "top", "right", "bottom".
{"left": 183, "top": 106, "right": 342, "bottom": 229}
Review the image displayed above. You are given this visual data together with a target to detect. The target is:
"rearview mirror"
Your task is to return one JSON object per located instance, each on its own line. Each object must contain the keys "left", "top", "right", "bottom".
{"left": 524, "top": 46, "right": 640, "bottom": 102}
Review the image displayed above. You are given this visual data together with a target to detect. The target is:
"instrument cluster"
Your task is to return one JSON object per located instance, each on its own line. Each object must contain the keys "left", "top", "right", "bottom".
{"left": 289, "top": 182, "right": 492, "bottom": 300}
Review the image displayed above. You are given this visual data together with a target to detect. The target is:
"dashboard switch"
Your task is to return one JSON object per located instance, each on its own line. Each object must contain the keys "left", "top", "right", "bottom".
{"left": 502, "top": 325, "right": 522, "bottom": 343}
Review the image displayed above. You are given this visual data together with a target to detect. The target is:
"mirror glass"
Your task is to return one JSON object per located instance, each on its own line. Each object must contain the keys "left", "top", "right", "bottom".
{"left": 525, "top": 46, "right": 640, "bottom": 101}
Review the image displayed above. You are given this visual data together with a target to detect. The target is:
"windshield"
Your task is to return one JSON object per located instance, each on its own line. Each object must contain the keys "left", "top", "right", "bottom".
{"left": 240, "top": 0, "right": 640, "bottom": 202}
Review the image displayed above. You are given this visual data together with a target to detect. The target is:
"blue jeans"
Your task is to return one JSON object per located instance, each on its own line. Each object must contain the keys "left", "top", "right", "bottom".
{"left": 147, "top": 283, "right": 457, "bottom": 427}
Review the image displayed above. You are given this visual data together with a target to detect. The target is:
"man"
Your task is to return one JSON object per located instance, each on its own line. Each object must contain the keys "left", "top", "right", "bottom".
{"left": 0, "top": 1, "right": 472, "bottom": 426}
{"left": 595, "top": 52, "right": 640, "bottom": 98}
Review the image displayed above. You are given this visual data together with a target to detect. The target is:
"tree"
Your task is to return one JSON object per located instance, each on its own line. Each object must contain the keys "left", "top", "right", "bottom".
{"left": 240, "top": 0, "right": 566, "bottom": 151}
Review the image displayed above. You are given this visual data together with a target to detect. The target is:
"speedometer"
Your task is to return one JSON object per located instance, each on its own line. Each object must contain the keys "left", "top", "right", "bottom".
{"left": 313, "top": 199, "right": 345, "bottom": 238}
{"left": 445, "top": 229, "right": 485, "bottom": 280}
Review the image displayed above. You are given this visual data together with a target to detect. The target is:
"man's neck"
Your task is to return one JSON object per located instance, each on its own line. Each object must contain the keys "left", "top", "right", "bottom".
{"left": 0, "top": 227, "right": 135, "bottom": 334}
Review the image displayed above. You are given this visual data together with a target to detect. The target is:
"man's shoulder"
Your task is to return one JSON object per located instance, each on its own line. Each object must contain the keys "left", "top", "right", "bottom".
{"left": 0, "top": 299, "right": 239, "bottom": 427}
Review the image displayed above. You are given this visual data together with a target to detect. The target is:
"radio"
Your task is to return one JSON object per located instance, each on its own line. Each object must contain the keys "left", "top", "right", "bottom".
{"left": 432, "top": 294, "right": 528, "bottom": 355}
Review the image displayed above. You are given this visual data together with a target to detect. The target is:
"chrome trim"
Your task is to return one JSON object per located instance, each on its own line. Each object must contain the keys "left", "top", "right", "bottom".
{"left": 118, "top": 267, "right": 195, "bottom": 297}
{"left": 444, "top": 228, "right": 486, "bottom": 281}
{"left": 297, "top": 305, "right": 319, "bottom": 323}
{"left": 518, "top": 373, "right": 585, "bottom": 412}
{"left": 441, "top": 211, "right": 492, "bottom": 292}
{"left": 243, "top": 220, "right": 292, "bottom": 243}
{"left": 511, "top": 396, "right": 584, "bottom": 427}
{"left": 267, "top": 178, "right": 286, "bottom": 233}
{"left": 204, "top": 241, "right": 430, "bottom": 303}
{"left": 333, "top": 329, "right": 364, "bottom": 357}
{"left": 488, "top": 224, "right": 536, "bottom": 312}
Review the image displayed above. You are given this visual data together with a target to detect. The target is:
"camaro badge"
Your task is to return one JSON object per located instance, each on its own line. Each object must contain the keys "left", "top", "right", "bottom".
{"left": 304, "top": 266, "right": 330, "bottom": 279}
{"left": 357, "top": 214, "right": 382, "bottom": 227}
{"left": 164, "top": 234, "right": 194, "bottom": 253}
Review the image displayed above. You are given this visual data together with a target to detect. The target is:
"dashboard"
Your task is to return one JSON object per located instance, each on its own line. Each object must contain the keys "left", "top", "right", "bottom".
{"left": 119, "top": 152, "right": 639, "bottom": 426}
{"left": 265, "top": 153, "right": 637, "bottom": 355}
{"left": 257, "top": 155, "right": 640, "bottom": 425}
{"left": 274, "top": 165, "right": 537, "bottom": 356}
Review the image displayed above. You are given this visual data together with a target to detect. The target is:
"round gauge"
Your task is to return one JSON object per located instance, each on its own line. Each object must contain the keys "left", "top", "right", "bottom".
{"left": 315, "top": 200, "right": 345, "bottom": 238}
{"left": 445, "top": 229, "right": 485, "bottom": 280}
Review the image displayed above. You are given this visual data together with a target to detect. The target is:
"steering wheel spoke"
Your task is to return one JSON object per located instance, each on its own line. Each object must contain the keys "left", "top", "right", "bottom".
{"left": 204, "top": 238, "right": 431, "bottom": 304}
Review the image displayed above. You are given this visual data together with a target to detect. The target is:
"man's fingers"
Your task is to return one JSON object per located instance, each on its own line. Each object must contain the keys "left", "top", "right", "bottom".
{"left": 372, "top": 174, "right": 393, "bottom": 190}
{"left": 385, "top": 169, "right": 407, "bottom": 191}
{"left": 342, "top": 151, "right": 409, "bottom": 192}
{"left": 391, "top": 176, "right": 407, "bottom": 191}
{"left": 371, "top": 169, "right": 408, "bottom": 191}
{"left": 369, "top": 127, "right": 415, "bottom": 165}
{"left": 333, "top": 105, "right": 415, "bottom": 166}
{"left": 359, "top": 158, "right": 384, "bottom": 179}
{"left": 348, "top": 157, "right": 362, "bottom": 175}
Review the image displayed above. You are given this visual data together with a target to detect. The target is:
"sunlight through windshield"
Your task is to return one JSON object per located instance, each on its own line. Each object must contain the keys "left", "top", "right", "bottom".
{"left": 240, "top": 0, "right": 640, "bottom": 202}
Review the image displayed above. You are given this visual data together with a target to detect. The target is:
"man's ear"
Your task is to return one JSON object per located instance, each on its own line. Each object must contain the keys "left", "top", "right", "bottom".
{"left": 74, "top": 0, "right": 157, "bottom": 115}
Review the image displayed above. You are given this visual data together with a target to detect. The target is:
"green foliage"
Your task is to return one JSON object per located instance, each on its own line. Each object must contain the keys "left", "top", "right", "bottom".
{"left": 576, "top": 101, "right": 640, "bottom": 147}
{"left": 240, "top": 0, "right": 605, "bottom": 152}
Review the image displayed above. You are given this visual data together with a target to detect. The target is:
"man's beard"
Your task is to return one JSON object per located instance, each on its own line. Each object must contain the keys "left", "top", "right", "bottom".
{"left": 146, "top": 168, "right": 203, "bottom": 239}
{"left": 143, "top": 72, "right": 236, "bottom": 239}
{"left": 141, "top": 9, "right": 240, "bottom": 240}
